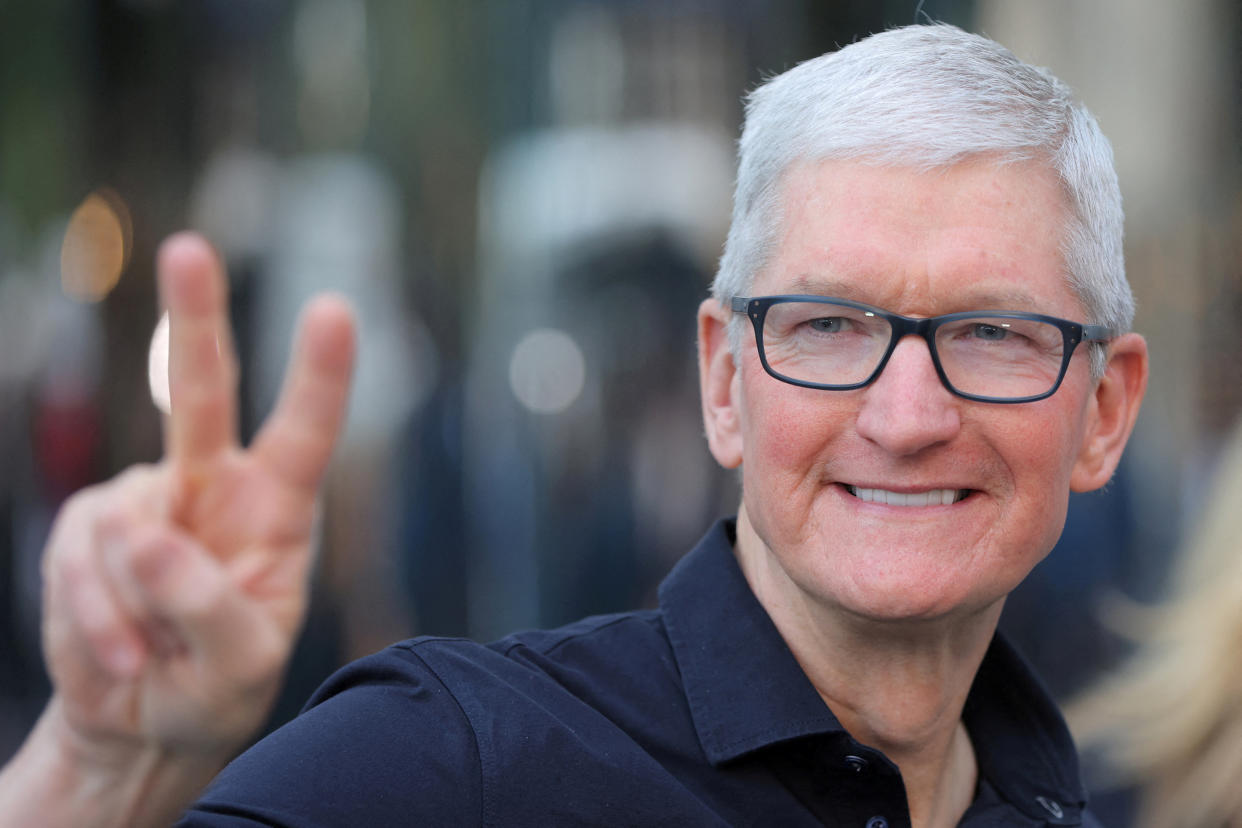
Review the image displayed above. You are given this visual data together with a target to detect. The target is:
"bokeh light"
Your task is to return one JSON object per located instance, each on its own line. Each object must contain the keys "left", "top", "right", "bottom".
{"left": 59, "top": 188, "right": 132, "bottom": 302}
{"left": 148, "top": 311, "right": 171, "bottom": 415}
{"left": 508, "top": 328, "right": 586, "bottom": 415}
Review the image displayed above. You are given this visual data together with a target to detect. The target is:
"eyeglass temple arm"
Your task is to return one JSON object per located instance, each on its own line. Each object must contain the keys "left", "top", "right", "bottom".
{"left": 730, "top": 297, "right": 750, "bottom": 314}
{"left": 1082, "top": 324, "right": 1114, "bottom": 343}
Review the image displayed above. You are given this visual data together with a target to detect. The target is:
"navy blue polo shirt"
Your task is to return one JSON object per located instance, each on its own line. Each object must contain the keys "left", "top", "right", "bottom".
{"left": 182, "top": 520, "right": 1100, "bottom": 827}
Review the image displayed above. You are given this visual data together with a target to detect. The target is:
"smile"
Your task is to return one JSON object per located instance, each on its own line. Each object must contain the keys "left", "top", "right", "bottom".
{"left": 844, "top": 486, "right": 969, "bottom": 506}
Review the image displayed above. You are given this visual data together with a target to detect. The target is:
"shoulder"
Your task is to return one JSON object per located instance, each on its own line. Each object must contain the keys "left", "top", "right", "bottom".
{"left": 333, "top": 609, "right": 675, "bottom": 704}
{"left": 179, "top": 609, "right": 682, "bottom": 827}
{"left": 447, "top": 609, "right": 672, "bottom": 681}
{"left": 290, "top": 607, "right": 670, "bottom": 707}
{"left": 181, "top": 642, "right": 486, "bottom": 826}
{"left": 395, "top": 610, "right": 690, "bottom": 765}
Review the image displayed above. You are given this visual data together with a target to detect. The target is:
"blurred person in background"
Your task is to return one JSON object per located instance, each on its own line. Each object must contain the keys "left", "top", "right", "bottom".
{"left": 0, "top": 24, "right": 1148, "bottom": 828}
{"left": 1069, "top": 418, "right": 1242, "bottom": 828}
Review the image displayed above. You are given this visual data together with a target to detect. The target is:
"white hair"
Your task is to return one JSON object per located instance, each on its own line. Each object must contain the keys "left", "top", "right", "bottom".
{"left": 712, "top": 24, "right": 1133, "bottom": 378}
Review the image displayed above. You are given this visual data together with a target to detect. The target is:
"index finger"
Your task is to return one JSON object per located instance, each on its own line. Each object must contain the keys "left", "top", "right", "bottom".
{"left": 157, "top": 232, "right": 240, "bottom": 467}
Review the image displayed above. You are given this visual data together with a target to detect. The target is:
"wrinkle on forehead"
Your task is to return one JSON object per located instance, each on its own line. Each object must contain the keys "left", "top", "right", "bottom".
{"left": 781, "top": 275, "right": 1042, "bottom": 315}
{"left": 761, "top": 157, "right": 1078, "bottom": 318}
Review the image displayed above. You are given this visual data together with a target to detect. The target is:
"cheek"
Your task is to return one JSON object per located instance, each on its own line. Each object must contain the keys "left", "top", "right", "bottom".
{"left": 741, "top": 377, "right": 846, "bottom": 481}
{"left": 987, "top": 403, "right": 1084, "bottom": 549}
{"left": 1010, "top": 399, "right": 1089, "bottom": 482}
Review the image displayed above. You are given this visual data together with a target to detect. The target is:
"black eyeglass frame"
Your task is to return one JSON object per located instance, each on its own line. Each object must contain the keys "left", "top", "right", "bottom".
{"left": 731, "top": 294, "right": 1115, "bottom": 404}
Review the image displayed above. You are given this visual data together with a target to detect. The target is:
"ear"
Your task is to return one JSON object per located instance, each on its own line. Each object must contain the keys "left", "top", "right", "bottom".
{"left": 698, "top": 297, "right": 744, "bottom": 469}
{"left": 1070, "top": 333, "right": 1149, "bottom": 492}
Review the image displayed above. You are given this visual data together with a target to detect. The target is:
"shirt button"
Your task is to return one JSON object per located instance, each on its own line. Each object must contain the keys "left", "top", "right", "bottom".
{"left": 1035, "top": 796, "right": 1064, "bottom": 819}
{"left": 865, "top": 817, "right": 889, "bottom": 828}
{"left": 843, "top": 754, "right": 869, "bottom": 773}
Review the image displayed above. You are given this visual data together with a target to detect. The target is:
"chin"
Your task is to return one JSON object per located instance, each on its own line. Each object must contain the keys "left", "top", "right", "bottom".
{"left": 862, "top": 602, "right": 986, "bottom": 628}
{"left": 834, "top": 594, "right": 965, "bottom": 624}
{"left": 821, "top": 569, "right": 1003, "bottom": 625}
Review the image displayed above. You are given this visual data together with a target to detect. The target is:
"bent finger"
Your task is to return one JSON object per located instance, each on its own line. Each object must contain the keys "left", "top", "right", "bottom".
{"left": 124, "top": 525, "right": 292, "bottom": 692}
{"left": 250, "top": 294, "right": 356, "bottom": 494}
{"left": 157, "top": 232, "right": 240, "bottom": 467}
{"left": 97, "top": 514, "right": 187, "bottom": 658}
{"left": 56, "top": 536, "right": 148, "bottom": 680}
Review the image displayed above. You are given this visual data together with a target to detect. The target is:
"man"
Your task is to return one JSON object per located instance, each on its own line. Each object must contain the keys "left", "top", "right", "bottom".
{"left": 0, "top": 23, "right": 1146, "bottom": 827}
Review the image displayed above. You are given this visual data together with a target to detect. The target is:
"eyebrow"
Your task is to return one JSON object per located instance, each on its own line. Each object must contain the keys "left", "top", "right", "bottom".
{"left": 783, "top": 275, "right": 870, "bottom": 299}
{"left": 779, "top": 274, "right": 1042, "bottom": 313}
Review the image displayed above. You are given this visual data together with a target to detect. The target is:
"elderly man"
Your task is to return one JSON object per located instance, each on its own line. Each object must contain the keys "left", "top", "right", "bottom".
{"left": 0, "top": 23, "right": 1145, "bottom": 828}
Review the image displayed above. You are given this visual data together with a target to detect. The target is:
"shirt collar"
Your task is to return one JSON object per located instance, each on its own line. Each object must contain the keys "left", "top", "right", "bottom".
{"left": 963, "top": 634, "right": 1089, "bottom": 824}
{"left": 659, "top": 518, "right": 1089, "bottom": 822}
{"left": 659, "top": 519, "right": 845, "bottom": 765}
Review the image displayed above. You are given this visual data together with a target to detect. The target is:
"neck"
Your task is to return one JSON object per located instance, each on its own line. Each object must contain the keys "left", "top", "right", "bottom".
{"left": 734, "top": 507, "right": 1000, "bottom": 828}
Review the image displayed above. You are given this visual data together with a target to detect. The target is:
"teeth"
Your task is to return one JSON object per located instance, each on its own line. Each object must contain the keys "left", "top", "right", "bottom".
{"left": 847, "top": 486, "right": 965, "bottom": 506}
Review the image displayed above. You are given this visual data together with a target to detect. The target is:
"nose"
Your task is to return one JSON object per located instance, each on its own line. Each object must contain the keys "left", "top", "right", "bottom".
{"left": 855, "top": 335, "right": 961, "bottom": 456}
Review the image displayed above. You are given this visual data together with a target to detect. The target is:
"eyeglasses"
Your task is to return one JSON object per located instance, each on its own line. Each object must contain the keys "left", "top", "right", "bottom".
{"left": 731, "top": 295, "right": 1114, "bottom": 404}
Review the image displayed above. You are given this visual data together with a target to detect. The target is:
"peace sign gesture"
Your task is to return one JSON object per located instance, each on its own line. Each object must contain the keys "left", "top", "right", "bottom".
{"left": 0, "top": 233, "right": 356, "bottom": 827}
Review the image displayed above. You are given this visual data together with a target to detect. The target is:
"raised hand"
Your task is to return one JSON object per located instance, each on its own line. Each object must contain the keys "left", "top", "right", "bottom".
{"left": 0, "top": 232, "right": 356, "bottom": 827}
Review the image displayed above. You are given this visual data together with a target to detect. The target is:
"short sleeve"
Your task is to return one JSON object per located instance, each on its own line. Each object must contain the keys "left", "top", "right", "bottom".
{"left": 177, "top": 643, "right": 483, "bottom": 827}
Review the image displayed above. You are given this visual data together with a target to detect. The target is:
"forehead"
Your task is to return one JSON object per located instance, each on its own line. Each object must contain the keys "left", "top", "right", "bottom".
{"left": 760, "top": 157, "right": 1079, "bottom": 316}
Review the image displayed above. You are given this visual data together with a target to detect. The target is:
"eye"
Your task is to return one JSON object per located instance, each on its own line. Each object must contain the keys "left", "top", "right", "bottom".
{"left": 971, "top": 322, "right": 1009, "bottom": 341}
{"left": 807, "top": 316, "right": 852, "bottom": 334}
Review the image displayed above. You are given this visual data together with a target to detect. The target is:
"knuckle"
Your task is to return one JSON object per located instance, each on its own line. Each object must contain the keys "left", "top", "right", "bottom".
{"left": 76, "top": 601, "right": 118, "bottom": 644}
{"left": 60, "top": 563, "right": 116, "bottom": 642}
{"left": 181, "top": 576, "right": 227, "bottom": 622}
{"left": 113, "top": 462, "right": 159, "bottom": 487}
{"left": 127, "top": 523, "right": 166, "bottom": 560}
{"left": 58, "top": 486, "right": 97, "bottom": 519}
{"left": 54, "top": 551, "right": 90, "bottom": 597}
{"left": 94, "top": 499, "right": 131, "bottom": 535}
{"left": 128, "top": 528, "right": 188, "bottom": 597}
{"left": 50, "top": 490, "right": 104, "bottom": 552}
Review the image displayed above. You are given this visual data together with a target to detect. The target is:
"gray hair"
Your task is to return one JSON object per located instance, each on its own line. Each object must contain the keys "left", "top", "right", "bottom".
{"left": 712, "top": 24, "right": 1132, "bottom": 378}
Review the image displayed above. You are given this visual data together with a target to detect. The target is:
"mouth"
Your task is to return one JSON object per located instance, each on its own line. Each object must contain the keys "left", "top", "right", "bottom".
{"left": 843, "top": 485, "right": 971, "bottom": 506}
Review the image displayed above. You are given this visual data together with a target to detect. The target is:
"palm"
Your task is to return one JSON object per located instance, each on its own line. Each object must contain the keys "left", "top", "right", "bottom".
{"left": 137, "top": 454, "right": 316, "bottom": 745}
{"left": 179, "top": 452, "right": 316, "bottom": 619}
{"left": 42, "top": 233, "right": 355, "bottom": 758}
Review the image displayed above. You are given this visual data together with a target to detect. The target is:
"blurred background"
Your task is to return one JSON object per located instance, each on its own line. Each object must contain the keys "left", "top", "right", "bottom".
{"left": 0, "top": 0, "right": 1238, "bottom": 761}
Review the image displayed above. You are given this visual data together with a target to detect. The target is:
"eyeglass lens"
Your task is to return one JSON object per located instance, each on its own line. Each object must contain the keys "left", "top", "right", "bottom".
{"left": 760, "top": 300, "right": 1066, "bottom": 399}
